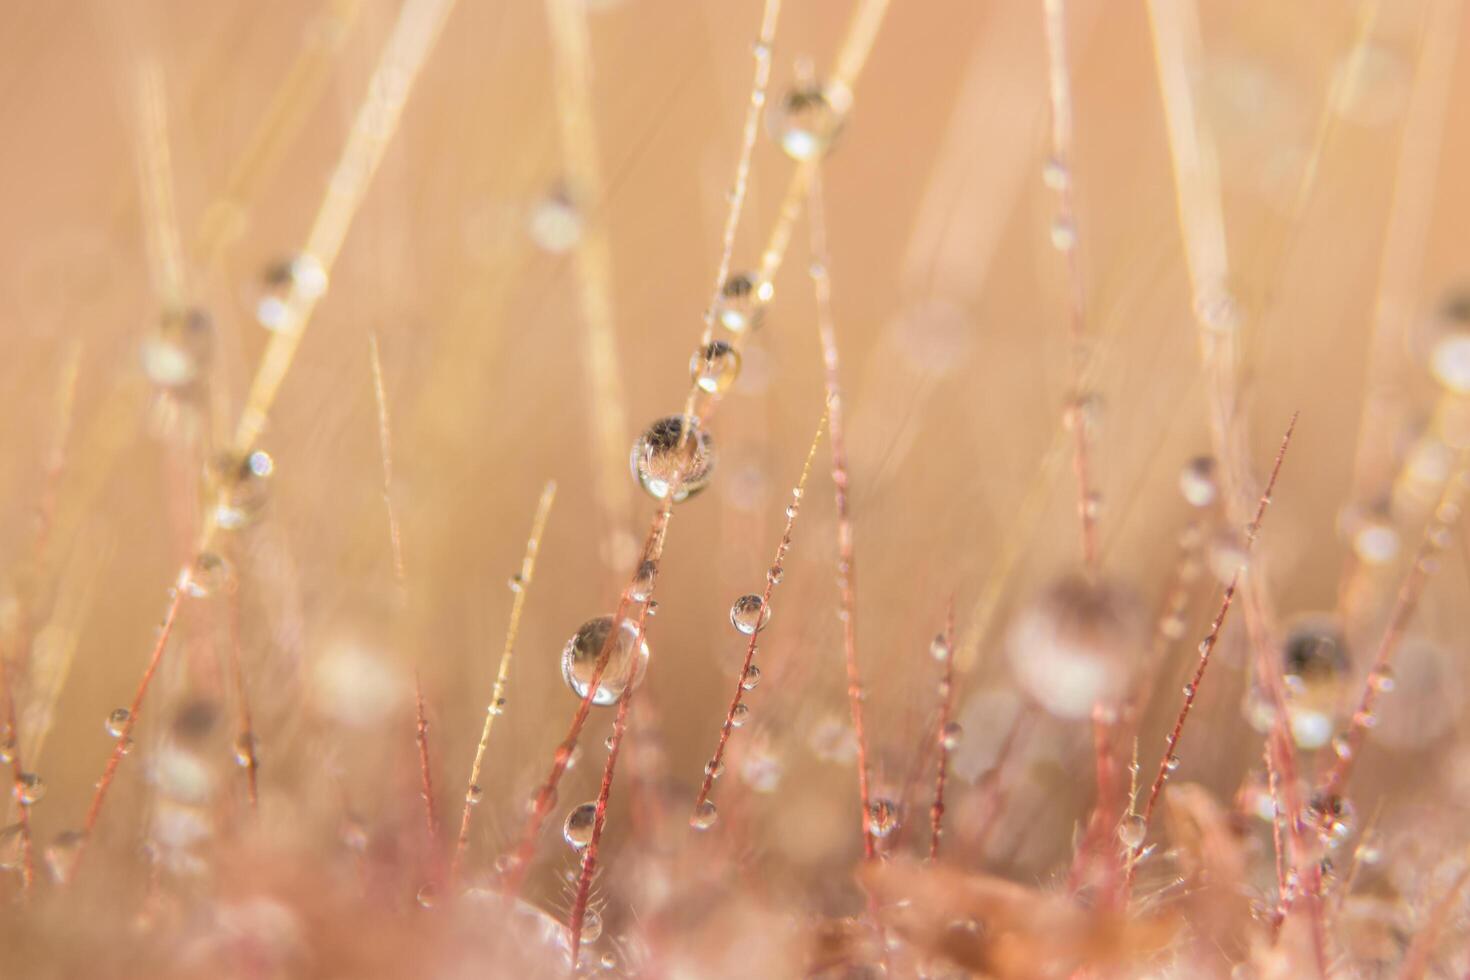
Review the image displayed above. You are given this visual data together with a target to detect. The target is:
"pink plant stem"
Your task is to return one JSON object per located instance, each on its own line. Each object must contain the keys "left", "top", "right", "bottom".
{"left": 414, "top": 670, "right": 439, "bottom": 854}
{"left": 808, "top": 165, "right": 876, "bottom": 860}
{"left": 0, "top": 647, "right": 35, "bottom": 894}
{"left": 971, "top": 706, "right": 1036, "bottom": 856}
{"left": 568, "top": 681, "right": 634, "bottom": 967}
{"left": 1263, "top": 740, "right": 1287, "bottom": 930}
{"left": 1041, "top": 0, "right": 1100, "bottom": 570}
{"left": 1398, "top": 863, "right": 1470, "bottom": 980}
{"left": 1319, "top": 460, "right": 1468, "bottom": 798}
{"left": 928, "top": 602, "right": 956, "bottom": 861}
{"left": 692, "top": 411, "right": 827, "bottom": 817}
{"left": 499, "top": 499, "right": 673, "bottom": 898}
{"left": 71, "top": 580, "right": 187, "bottom": 882}
{"left": 1134, "top": 413, "right": 1297, "bottom": 849}
{"left": 226, "top": 582, "right": 259, "bottom": 810}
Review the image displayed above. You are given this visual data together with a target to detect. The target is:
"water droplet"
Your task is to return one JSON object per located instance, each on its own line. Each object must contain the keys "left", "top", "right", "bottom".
{"left": 578, "top": 908, "right": 603, "bottom": 943}
{"left": 254, "top": 255, "right": 327, "bottom": 333}
{"left": 740, "top": 749, "right": 783, "bottom": 793}
{"left": 768, "top": 81, "right": 851, "bottom": 160}
{"left": 1179, "top": 456, "right": 1218, "bottom": 507}
{"left": 1164, "top": 756, "right": 1180, "bottom": 773}
{"left": 416, "top": 883, "right": 438, "bottom": 909}
{"left": 629, "top": 560, "right": 658, "bottom": 602}
{"left": 0, "top": 729, "right": 14, "bottom": 764}
{"left": 741, "top": 665, "right": 761, "bottom": 691}
{"left": 1042, "top": 156, "right": 1071, "bottom": 190}
{"left": 208, "top": 450, "right": 275, "bottom": 530}
{"left": 14, "top": 772, "right": 44, "bottom": 806}
{"left": 1307, "top": 792, "right": 1356, "bottom": 849}
{"left": 141, "top": 307, "right": 213, "bottom": 388}
{"left": 929, "top": 633, "right": 951, "bottom": 662}
{"left": 561, "top": 615, "right": 650, "bottom": 706}
{"left": 690, "top": 800, "right": 718, "bottom": 829}
{"left": 690, "top": 340, "right": 742, "bottom": 395}
{"left": 507, "top": 573, "right": 524, "bottom": 594}
{"left": 564, "top": 802, "right": 598, "bottom": 850}
{"left": 44, "top": 830, "right": 85, "bottom": 883}
{"left": 182, "top": 551, "right": 233, "bottom": 598}
{"left": 1331, "top": 734, "right": 1353, "bottom": 760}
{"left": 867, "top": 798, "right": 899, "bottom": 838}
{"left": 528, "top": 185, "right": 582, "bottom": 253}
{"left": 1005, "top": 574, "right": 1144, "bottom": 719}
{"left": 1354, "top": 831, "right": 1383, "bottom": 866}
{"left": 1207, "top": 528, "right": 1249, "bottom": 584}
{"left": 1117, "top": 814, "right": 1147, "bottom": 849}
{"left": 704, "top": 759, "right": 724, "bottom": 779}
{"left": 766, "top": 564, "right": 784, "bottom": 586}
{"left": 629, "top": 415, "right": 716, "bottom": 502}
{"left": 466, "top": 784, "right": 484, "bottom": 806}
{"left": 1049, "top": 217, "right": 1078, "bottom": 251}
{"left": 730, "top": 594, "right": 771, "bottom": 635}
{"left": 730, "top": 703, "right": 750, "bottom": 728}
{"left": 106, "top": 708, "right": 131, "bottom": 738}
{"left": 714, "top": 273, "right": 770, "bottom": 333}
{"left": 1431, "top": 307, "right": 1470, "bottom": 394}
{"left": 1182, "top": 683, "right": 1196, "bottom": 699}
{"left": 1351, "top": 510, "right": 1400, "bottom": 565}
{"left": 939, "top": 721, "right": 963, "bottom": 751}
{"left": 1368, "top": 665, "right": 1395, "bottom": 693}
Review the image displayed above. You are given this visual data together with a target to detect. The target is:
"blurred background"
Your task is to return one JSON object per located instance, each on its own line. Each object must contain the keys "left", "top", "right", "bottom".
{"left": 2, "top": 0, "right": 1470, "bottom": 974}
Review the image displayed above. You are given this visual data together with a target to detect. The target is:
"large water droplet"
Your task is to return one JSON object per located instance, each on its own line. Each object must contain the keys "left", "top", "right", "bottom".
{"left": 629, "top": 416, "right": 716, "bottom": 502}
{"left": 561, "top": 615, "right": 650, "bottom": 706}
{"left": 564, "top": 802, "right": 598, "bottom": 850}
{"left": 730, "top": 594, "right": 771, "bottom": 635}
{"left": 690, "top": 800, "right": 718, "bottom": 830}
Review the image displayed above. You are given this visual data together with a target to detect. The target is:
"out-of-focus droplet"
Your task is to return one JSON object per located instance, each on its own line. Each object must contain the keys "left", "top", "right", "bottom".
{"left": 1005, "top": 574, "right": 1144, "bottom": 719}
{"left": 867, "top": 798, "right": 899, "bottom": 839}
{"left": 561, "top": 615, "right": 650, "bottom": 706}
{"left": 730, "top": 594, "right": 771, "bottom": 635}
{"left": 44, "top": 830, "right": 85, "bottom": 884}
{"left": 1207, "top": 527, "right": 1249, "bottom": 584}
{"left": 690, "top": 800, "right": 718, "bottom": 830}
{"left": 564, "top": 802, "right": 598, "bottom": 850}
{"left": 141, "top": 307, "right": 213, "bottom": 388}
{"left": 768, "top": 82, "right": 852, "bottom": 161}
{"left": 232, "top": 733, "right": 257, "bottom": 768}
{"left": 183, "top": 551, "right": 233, "bottom": 598}
{"left": 930, "top": 633, "right": 951, "bottom": 662}
{"left": 209, "top": 450, "right": 275, "bottom": 531}
{"left": 1281, "top": 614, "right": 1349, "bottom": 750}
{"left": 14, "top": 772, "right": 44, "bottom": 806}
{"left": 939, "top": 721, "right": 963, "bottom": 751}
{"left": 690, "top": 340, "right": 742, "bottom": 395}
{"left": 629, "top": 416, "right": 716, "bottom": 502}
{"left": 1117, "top": 814, "right": 1147, "bottom": 849}
{"left": 1049, "top": 217, "right": 1078, "bottom": 252}
{"left": 1179, "top": 456, "right": 1219, "bottom": 508}
{"left": 528, "top": 186, "right": 582, "bottom": 253}
{"left": 1352, "top": 512, "right": 1400, "bottom": 565}
{"left": 741, "top": 748, "right": 783, "bottom": 793}
{"left": 465, "top": 784, "right": 484, "bottom": 806}
{"left": 578, "top": 908, "right": 603, "bottom": 943}
{"left": 106, "top": 708, "right": 131, "bottom": 738}
{"left": 416, "top": 883, "right": 438, "bottom": 909}
{"left": 714, "top": 273, "right": 771, "bottom": 334}
{"left": 254, "top": 254, "right": 328, "bottom": 332}
{"left": 1307, "top": 792, "right": 1356, "bottom": 849}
